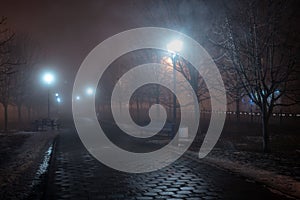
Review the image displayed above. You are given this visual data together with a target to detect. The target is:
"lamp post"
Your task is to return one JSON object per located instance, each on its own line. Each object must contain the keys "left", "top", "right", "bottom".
{"left": 249, "top": 99, "right": 254, "bottom": 123}
{"left": 42, "top": 72, "right": 54, "bottom": 119}
{"left": 167, "top": 40, "right": 183, "bottom": 135}
{"left": 55, "top": 93, "right": 62, "bottom": 118}
{"left": 86, "top": 87, "right": 94, "bottom": 96}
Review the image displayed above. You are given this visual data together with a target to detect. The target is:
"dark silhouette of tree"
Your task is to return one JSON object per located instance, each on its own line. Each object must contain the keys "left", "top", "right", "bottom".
{"left": 0, "top": 16, "right": 15, "bottom": 131}
{"left": 10, "top": 34, "right": 41, "bottom": 130}
{"left": 133, "top": 0, "right": 215, "bottom": 117}
{"left": 210, "top": 0, "right": 299, "bottom": 152}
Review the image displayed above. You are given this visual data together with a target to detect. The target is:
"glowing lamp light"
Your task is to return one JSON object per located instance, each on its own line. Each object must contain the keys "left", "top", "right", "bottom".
{"left": 249, "top": 99, "right": 254, "bottom": 105}
{"left": 86, "top": 87, "right": 94, "bottom": 95}
{"left": 43, "top": 73, "right": 54, "bottom": 85}
{"left": 167, "top": 39, "right": 183, "bottom": 54}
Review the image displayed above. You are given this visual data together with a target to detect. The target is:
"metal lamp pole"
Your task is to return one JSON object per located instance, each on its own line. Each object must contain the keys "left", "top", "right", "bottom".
{"left": 167, "top": 40, "right": 182, "bottom": 136}
{"left": 172, "top": 54, "right": 177, "bottom": 134}
{"left": 48, "top": 88, "right": 50, "bottom": 119}
{"left": 43, "top": 72, "right": 54, "bottom": 119}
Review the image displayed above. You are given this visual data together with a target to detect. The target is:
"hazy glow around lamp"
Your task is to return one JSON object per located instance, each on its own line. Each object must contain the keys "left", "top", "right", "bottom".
{"left": 86, "top": 87, "right": 94, "bottom": 95}
{"left": 167, "top": 39, "right": 183, "bottom": 54}
{"left": 43, "top": 73, "right": 54, "bottom": 85}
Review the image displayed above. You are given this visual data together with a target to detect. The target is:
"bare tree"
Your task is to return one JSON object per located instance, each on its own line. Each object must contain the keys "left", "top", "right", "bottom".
{"left": 10, "top": 34, "right": 41, "bottom": 129}
{"left": 134, "top": 0, "right": 214, "bottom": 111}
{"left": 210, "top": 0, "right": 299, "bottom": 152}
{"left": 0, "top": 16, "right": 15, "bottom": 131}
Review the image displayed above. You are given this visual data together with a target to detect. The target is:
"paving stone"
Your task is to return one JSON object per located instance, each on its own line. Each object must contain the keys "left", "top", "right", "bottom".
{"left": 147, "top": 189, "right": 162, "bottom": 193}
{"left": 179, "top": 186, "right": 195, "bottom": 191}
{"left": 159, "top": 191, "right": 175, "bottom": 196}
{"left": 176, "top": 190, "right": 192, "bottom": 195}
{"left": 164, "top": 188, "right": 179, "bottom": 192}
{"left": 171, "top": 194, "right": 189, "bottom": 198}
{"left": 143, "top": 192, "right": 157, "bottom": 196}
{"left": 156, "top": 185, "right": 168, "bottom": 189}
{"left": 136, "top": 197, "right": 153, "bottom": 200}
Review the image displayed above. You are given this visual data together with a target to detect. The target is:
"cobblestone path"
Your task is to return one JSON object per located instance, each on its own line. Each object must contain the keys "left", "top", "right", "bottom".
{"left": 44, "top": 128, "right": 292, "bottom": 200}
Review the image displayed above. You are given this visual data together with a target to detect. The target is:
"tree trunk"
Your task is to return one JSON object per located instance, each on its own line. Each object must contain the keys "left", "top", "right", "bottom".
{"left": 4, "top": 104, "right": 8, "bottom": 131}
{"left": 156, "top": 85, "right": 160, "bottom": 119}
{"left": 261, "top": 112, "right": 270, "bottom": 153}
{"left": 18, "top": 104, "right": 22, "bottom": 130}
{"left": 193, "top": 95, "right": 200, "bottom": 130}
{"left": 27, "top": 106, "right": 31, "bottom": 122}
{"left": 236, "top": 98, "right": 240, "bottom": 122}
{"left": 136, "top": 97, "right": 140, "bottom": 122}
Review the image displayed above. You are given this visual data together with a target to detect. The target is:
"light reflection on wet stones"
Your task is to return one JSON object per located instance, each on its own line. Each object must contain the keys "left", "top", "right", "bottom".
{"left": 45, "top": 130, "right": 291, "bottom": 200}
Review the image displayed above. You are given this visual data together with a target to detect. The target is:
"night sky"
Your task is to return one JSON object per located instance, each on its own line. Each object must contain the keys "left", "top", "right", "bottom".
{"left": 2, "top": 0, "right": 298, "bottom": 117}
{"left": 0, "top": 0, "right": 220, "bottom": 114}
{"left": 1, "top": 0, "right": 142, "bottom": 85}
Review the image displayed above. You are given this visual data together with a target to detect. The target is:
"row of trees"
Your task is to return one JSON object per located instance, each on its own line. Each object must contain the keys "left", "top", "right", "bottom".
{"left": 0, "top": 16, "right": 41, "bottom": 131}
{"left": 124, "top": 0, "right": 299, "bottom": 153}
{"left": 96, "top": 48, "right": 209, "bottom": 126}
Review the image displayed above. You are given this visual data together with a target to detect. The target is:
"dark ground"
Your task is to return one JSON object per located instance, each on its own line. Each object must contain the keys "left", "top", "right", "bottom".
{"left": 0, "top": 131, "right": 57, "bottom": 200}
{"left": 0, "top": 115, "right": 299, "bottom": 199}
{"left": 43, "top": 124, "right": 295, "bottom": 200}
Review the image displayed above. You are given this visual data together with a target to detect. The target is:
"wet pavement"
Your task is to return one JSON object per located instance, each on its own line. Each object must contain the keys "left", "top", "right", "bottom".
{"left": 43, "top": 127, "right": 292, "bottom": 200}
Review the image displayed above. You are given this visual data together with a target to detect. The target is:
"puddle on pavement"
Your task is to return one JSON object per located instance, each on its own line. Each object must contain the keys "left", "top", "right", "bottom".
{"left": 26, "top": 143, "right": 54, "bottom": 199}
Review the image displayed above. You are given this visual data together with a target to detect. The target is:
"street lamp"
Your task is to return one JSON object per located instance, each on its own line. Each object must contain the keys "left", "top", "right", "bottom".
{"left": 167, "top": 40, "right": 183, "bottom": 135}
{"left": 42, "top": 72, "right": 55, "bottom": 119}
{"left": 43, "top": 73, "right": 54, "bottom": 85}
{"left": 249, "top": 99, "right": 254, "bottom": 123}
{"left": 53, "top": 93, "right": 62, "bottom": 119}
{"left": 55, "top": 93, "right": 61, "bottom": 103}
{"left": 86, "top": 87, "right": 94, "bottom": 96}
